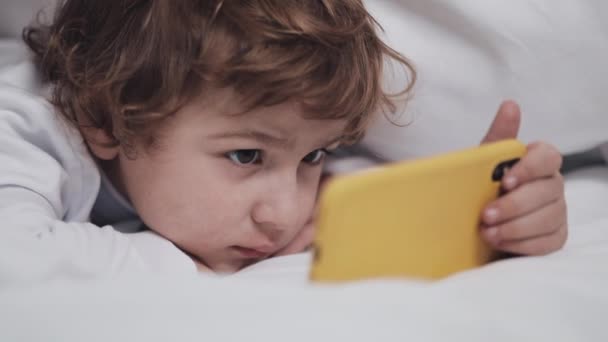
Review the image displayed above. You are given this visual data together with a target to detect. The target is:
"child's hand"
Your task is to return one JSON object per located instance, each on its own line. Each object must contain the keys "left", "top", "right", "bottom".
{"left": 275, "top": 175, "right": 332, "bottom": 257}
{"left": 274, "top": 219, "right": 315, "bottom": 256}
{"left": 278, "top": 101, "right": 569, "bottom": 258}
{"left": 479, "top": 101, "right": 568, "bottom": 255}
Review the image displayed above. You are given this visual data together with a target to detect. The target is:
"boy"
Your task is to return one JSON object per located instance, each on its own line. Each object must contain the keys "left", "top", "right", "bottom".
{"left": 0, "top": 0, "right": 566, "bottom": 279}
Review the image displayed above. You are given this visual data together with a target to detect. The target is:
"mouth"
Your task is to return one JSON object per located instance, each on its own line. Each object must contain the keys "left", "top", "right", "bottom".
{"left": 230, "top": 246, "right": 273, "bottom": 260}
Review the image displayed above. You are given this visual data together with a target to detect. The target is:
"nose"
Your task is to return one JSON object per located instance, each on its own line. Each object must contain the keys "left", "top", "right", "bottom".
{"left": 251, "top": 173, "right": 301, "bottom": 241}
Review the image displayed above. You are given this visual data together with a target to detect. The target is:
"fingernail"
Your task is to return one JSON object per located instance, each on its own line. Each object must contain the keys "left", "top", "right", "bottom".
{"left": 484, "top": 227, "right": 500, "bottom": 243}
{"left": 504, "top": 176, "right": 517, "bottom": 189}
{"left": 484, "top": 208, "right": 500, "bottom": 223}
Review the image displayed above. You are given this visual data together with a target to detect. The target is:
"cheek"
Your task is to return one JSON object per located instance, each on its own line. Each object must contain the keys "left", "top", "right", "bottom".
{"left": 120, "top": 155, "right": 250, "bottom": 248}
{"left": 298, "top": 169, "right": 323, "bottom": 217}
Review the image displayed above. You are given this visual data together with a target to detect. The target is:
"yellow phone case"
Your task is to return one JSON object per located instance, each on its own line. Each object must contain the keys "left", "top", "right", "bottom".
{"left": 310, "top": 139, "right": 526, "bottom": 282}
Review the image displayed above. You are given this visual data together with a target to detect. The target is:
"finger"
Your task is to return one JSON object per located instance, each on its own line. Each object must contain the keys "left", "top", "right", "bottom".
{"left": 275, "top": 222, "right": 315, "bottom": 256}
{"left": 480, "top": 100, "right": 521, "bottom": 144}
{"left": 482, "top": 197, "right": 566, "bottom": 244}
{"left": 502, "top": 142, "right": 563, "bottom": 190}
{"left": 482, "top": 175, "right": 564, "bottom": 225}
{"left": 493, "top": 222, "right": 568, "bottom": 256}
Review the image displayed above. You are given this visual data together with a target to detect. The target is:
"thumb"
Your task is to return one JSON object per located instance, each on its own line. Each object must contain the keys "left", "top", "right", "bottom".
{"left": 481, "top": 100, "right": 521, "bottom": 144}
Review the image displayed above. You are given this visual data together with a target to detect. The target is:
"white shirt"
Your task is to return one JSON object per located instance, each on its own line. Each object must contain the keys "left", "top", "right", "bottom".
{"left": 0, "top": 79, "right": 196, "bottom": 285}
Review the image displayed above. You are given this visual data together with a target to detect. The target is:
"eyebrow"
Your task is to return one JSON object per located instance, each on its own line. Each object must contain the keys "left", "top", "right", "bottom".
{"left": 208, "top": 130, "right": 344, "bottom": 150}
{"left": 321, "top": 135, "right": 345, "bottom": 149}
{"left": 208, "top": 130, "right": 295, "bottom": 149}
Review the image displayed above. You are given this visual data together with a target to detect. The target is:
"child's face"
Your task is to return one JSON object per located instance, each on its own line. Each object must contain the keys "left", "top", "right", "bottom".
{"left": 110, "top": 89, "right": 346, "bottom": 272}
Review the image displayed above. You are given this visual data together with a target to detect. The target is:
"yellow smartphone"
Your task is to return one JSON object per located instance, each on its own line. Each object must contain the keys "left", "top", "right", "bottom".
{"left": 310, "top": 139, "right": 526, "bottom": 282}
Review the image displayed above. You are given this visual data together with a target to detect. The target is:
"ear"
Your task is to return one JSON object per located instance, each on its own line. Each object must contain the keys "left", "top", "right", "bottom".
{"left": 80, "top": 126, "right": 120, "bottom": 161}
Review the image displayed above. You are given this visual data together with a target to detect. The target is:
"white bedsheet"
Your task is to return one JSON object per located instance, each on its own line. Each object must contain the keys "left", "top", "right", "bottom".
{"left": 1, "top": 168, "right": 607, "bottom": 341}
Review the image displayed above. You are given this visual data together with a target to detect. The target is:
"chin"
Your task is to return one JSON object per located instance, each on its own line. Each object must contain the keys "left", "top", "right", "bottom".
{"left": 207, "top": 259, "right": 245, "bottom": 274}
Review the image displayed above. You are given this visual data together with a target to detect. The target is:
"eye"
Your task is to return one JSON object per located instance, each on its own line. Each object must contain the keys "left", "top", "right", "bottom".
{"left": 302, "top": 149, "right": 328, "bottom": 165}
{"left": 226, "top": 149, "right": 262, "bottom": 165}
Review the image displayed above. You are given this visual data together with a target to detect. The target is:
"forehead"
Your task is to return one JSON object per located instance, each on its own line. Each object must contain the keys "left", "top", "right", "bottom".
{"left": 178, "top": 88, "right": 348, "bottom": 145}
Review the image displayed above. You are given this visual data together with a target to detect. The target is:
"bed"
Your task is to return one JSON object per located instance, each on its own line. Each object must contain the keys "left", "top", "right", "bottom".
{"left": 1, "top": 169, "right": 607, "bottom": 341}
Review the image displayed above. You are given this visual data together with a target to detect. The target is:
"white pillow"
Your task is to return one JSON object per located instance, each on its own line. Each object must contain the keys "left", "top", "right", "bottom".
{"left": 363, "top": 0, "right": 608, "bottom": 160}
{"left": 0, "top": 0, "right": 56, "bottom": 38}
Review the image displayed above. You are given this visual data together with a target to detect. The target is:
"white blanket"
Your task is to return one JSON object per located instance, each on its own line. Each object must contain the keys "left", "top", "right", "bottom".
{"left": 1, "top": 168, "right": 607, "bottom": 341}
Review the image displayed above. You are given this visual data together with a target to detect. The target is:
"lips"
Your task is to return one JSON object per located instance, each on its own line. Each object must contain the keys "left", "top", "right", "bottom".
{"left": 231, "top": 246, "right": 273, "bottom": 259}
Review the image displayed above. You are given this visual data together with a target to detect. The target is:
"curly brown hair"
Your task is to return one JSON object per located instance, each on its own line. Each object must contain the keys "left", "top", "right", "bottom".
{"left": 24, "top": 0, "right": 415, "bottom": 152}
